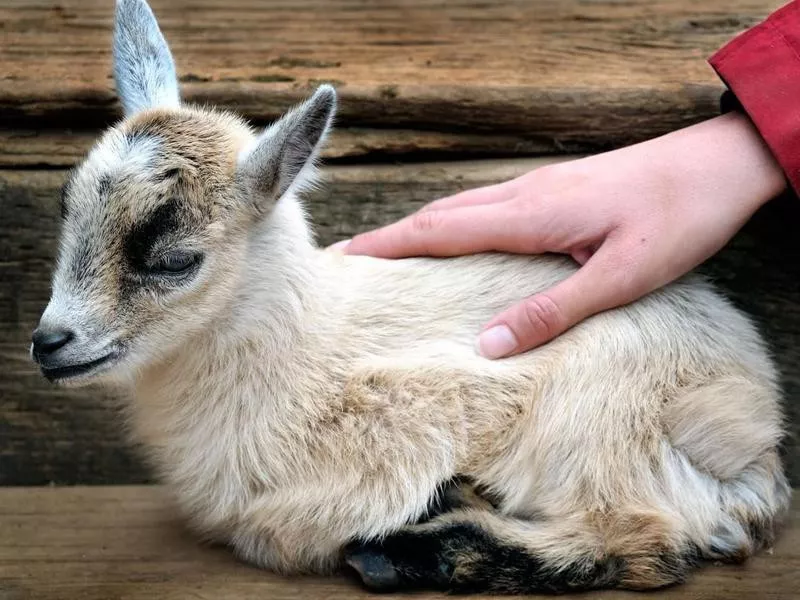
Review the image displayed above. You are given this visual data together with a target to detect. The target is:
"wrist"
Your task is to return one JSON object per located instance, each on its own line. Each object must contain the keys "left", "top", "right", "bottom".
{"left": 650, "top": 112, "right": 786, "bottom": 216}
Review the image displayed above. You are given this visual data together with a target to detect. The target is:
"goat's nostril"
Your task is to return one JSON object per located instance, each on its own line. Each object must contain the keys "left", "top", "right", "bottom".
{"left": 31, "top": 328, "right": 74, "bottom": 357}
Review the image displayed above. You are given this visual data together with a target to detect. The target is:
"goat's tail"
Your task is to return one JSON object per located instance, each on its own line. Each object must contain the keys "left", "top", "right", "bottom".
{"left": 694, "top": 449, "right": 792, "bottom": 564}
{"left": 658, "top": 375, "right": 791, "bottom": 570}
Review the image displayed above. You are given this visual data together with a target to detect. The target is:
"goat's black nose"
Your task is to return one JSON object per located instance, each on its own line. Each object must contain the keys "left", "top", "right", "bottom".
{"left": 32, "top": 327, "right": 74, "bottom": 357}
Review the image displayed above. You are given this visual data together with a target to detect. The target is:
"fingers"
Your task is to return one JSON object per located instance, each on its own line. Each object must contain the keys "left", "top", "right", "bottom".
{"left": 345, "top": 200, "right": 546, "bottom": 258}
{"left": 345, "top": 180, "right": 522, "bottom": 257}
{"left": 477, "top": 249, "right": 642, "bottom": 358}
{"left": 570, "top": 247, "right": 594, "bottom": 265}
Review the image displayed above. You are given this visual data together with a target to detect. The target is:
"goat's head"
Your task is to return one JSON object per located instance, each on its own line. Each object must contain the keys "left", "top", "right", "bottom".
{"left": 32, "top": 0, "right": 336, "bottom": 385}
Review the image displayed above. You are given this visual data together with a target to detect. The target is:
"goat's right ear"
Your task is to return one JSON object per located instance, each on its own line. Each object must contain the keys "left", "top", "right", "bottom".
{"left": 113, "top": 0, "right": 180, "bottom": 116}
{"left": 236, "top": 86, "right": 337, "bottom": 210}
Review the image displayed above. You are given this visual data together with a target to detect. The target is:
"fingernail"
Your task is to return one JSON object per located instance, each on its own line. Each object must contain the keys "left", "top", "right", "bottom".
{"left": 477, "top": 325, "right": 517, "bottom": 359}
{"left": 327, "top": 239, "right": 351, "bottom": 253}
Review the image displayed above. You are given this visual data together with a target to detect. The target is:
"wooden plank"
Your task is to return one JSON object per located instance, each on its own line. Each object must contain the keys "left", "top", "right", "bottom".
{"left": 0, "top": 128, "right": 554, "bottom": 167}
{"left": 0, "top": 485, "right": 797, "bottom": 600}
{"left": 0, "top": 0, "right": 784, "bottom": 153}
{"left": 2, "top": 161, "right": 799, "bottom": 486}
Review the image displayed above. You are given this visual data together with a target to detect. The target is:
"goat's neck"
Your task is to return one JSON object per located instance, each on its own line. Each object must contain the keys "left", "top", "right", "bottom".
{"left": 131, "top": 196, "right": 337, "bottom": 442}
{"left": 226, "top": 194, "right": 327, "bottom": 354}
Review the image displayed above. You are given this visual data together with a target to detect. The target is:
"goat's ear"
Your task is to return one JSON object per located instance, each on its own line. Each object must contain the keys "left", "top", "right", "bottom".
{"left": 113, "top": 0, "right": 180, "bottom": 116}
{"left": 236, "top": 85, "right": 336, "bottom": 208}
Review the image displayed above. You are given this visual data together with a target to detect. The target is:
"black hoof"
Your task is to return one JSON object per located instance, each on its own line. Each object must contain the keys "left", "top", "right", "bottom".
{"left": 344, "top": 542, "right": 401, "bottom": 592}
{"left": 343, "top": 532, "right": 456, "bottom": 593}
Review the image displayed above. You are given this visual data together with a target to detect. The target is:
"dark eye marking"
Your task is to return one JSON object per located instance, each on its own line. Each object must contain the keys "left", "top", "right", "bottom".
{"left": 124, "top": 198, "right": 182, "bottom": 271}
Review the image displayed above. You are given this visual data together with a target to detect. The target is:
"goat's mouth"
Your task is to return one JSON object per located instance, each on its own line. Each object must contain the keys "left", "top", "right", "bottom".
{"left": 40, "top": 352, "right": 119, "bottom": 383}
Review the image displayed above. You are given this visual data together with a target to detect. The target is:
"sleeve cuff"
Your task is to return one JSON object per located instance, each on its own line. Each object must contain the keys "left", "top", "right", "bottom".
{"left": 710, "top": 1, "right": 800, "bottom": 194}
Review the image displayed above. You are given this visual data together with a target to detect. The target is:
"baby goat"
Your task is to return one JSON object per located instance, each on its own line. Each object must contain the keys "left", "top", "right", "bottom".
{"left": 32, "top": 0, "right": 790, "bottom": 593}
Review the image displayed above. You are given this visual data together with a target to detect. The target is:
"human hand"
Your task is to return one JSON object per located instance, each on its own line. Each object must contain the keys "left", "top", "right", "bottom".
{"left": 343, "top": 112, "right": 785, "bottom": 358}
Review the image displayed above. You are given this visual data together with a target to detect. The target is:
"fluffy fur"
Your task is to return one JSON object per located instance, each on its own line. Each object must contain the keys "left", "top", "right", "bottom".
{"left": 33, "top": 0, "right": 790, "bottom": 593}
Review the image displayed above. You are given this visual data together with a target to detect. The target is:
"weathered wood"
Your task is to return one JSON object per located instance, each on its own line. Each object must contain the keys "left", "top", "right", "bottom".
{"left": 0, "top": 128, "right": 553, "bottom": 167}
{"left": 0, "top": 485, "right": 797, "bottom": 600}
{"left": 0, "top": 0, "right": 784, "bottom": 153}
{"left": 1, "top": 161, "right": 799, "bottom": 486}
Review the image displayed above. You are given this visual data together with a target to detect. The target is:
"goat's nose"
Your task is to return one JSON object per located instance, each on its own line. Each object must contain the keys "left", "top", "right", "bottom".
{"left": 31, "top": 327, "right": 74, "bottom": 358}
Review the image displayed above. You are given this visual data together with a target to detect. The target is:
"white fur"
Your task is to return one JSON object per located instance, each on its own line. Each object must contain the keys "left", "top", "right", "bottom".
{"left": 125, "top": 185, "right": 790, "bottom": 580}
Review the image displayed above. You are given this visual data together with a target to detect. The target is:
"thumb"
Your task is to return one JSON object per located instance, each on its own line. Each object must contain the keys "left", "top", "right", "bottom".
{"left": 476, "top": 252, "right": 636, "bottom": 359}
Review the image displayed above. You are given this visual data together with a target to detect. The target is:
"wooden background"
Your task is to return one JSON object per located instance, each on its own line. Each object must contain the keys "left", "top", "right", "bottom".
{"left": 1, "top": 0, "right": 798, "bottom": 486}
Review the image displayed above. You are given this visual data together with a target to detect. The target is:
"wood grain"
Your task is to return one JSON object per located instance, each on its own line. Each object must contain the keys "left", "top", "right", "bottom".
{"left": 0, "top": 127, "right": 554, "bottom": 167}
{"left": 0, "top": 485, "right": 797, "bottom": 600}
{"left": 2, "top": 161, "right": 799, "bottom": 486}
{"left": 0, "top": 0, "right": 784, "bottom": 153}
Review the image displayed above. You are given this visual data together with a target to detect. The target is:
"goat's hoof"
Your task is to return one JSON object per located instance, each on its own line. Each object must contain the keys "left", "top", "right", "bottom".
{"left": 344, "top": 542, "right": 400, "bottom": 592}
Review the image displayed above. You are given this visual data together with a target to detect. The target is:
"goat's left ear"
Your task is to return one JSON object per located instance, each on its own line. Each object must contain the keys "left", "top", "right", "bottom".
{"left": 113, "top": 0, "right": 180, "bottom": 116}
{"left": 237, "top": 85, "right": 337, "bottom": 208}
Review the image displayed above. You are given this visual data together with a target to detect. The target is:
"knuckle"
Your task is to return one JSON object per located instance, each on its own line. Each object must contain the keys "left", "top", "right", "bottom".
{"left": 410, "top": 209, "right": 442, "bottom": 233}
{"left": 519, "top": 294, "right": 565, "bottom": 341}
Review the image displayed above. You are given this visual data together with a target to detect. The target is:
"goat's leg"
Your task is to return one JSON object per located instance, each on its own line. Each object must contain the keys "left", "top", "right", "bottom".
{"left": 345, "top": 507, "right": 696, "bottom": 593}
{"left": 422, "top": 477, "right": 497, "bottom": 522}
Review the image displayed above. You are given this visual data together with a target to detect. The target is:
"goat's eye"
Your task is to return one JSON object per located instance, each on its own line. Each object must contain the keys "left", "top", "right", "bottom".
{"left": 152, "top": 251, "right": 201, "bottom": 274}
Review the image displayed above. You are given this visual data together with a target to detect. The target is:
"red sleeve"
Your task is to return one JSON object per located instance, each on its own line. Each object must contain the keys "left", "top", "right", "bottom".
{"left": 709, "top": 0, "right": 800, "bottom": 194}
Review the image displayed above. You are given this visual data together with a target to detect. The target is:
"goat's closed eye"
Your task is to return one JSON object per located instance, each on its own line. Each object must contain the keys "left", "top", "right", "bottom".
{"left": 152, "top": 251, "right": 202, "bottom": 274}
